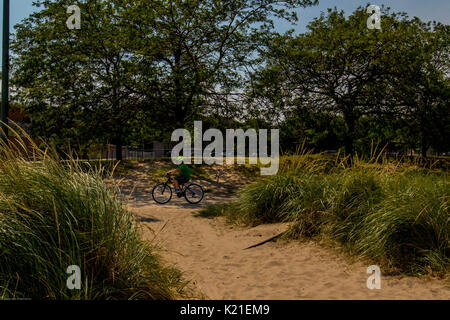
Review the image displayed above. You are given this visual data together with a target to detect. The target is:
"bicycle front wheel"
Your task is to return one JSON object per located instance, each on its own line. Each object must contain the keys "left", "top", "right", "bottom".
{"left": 152, "top": 183, "right": 173, "bottom": 204}
{"left": 184, "top": 184, "right": 204, "bottom": 204}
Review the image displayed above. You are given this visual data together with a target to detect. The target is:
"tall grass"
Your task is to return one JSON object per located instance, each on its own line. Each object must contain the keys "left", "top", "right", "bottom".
{"left": 203, "top": 151, "right": 449, "bottom": 275}
{"left": 0, "top": 126, "right": 186, "bottom": 299}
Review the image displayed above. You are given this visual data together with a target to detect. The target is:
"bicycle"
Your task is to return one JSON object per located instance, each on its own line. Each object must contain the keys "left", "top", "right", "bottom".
{"left": 152, "top": 174, "right": 204, "bottom": 204}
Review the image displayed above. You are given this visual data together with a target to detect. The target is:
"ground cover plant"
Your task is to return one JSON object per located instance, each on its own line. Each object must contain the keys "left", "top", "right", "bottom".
{"left": 0, "top": 128, "right": 187, "bottom": 299}
{"left": 200, "top": 152, "right": 449, "bottom": 275}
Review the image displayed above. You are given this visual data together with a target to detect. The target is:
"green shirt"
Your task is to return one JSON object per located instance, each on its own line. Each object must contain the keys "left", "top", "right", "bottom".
{"left": 178, "top": 163, "right": 191, "bottom": 180}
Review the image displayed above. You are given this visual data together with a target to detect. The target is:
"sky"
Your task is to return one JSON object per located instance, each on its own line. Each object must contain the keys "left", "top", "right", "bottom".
{"left": 0, "top": 0, "right": 449, "bottom": 64}
{"left": 279, "top": 0, "right": 450, "bottom": 33}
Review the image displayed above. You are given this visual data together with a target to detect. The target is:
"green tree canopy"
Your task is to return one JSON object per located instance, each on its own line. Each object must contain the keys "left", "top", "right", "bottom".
{"left": 11, "top": 0, "right": 318, "bottom": 159}
{"left": 251, "top": 7, "right": 449, "bottom": 157}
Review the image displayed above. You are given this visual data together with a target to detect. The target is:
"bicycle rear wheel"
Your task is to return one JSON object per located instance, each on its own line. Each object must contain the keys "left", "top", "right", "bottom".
{"left": 152, "top": 183, "right": 172, "bottom": 204}
{"left": 184, "top": 183, "right": 204, "bottom": 204}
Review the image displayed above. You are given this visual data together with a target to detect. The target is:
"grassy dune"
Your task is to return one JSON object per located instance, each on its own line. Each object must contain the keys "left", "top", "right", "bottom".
{"left": 201, "top": 154, "right": 449, "bottom": 275}
{"left": 0, "top": 129, "right": 186, "bottom": 299}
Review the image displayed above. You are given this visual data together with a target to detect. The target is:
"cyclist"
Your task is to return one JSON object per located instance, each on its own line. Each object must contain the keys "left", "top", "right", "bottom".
{"left": 167, "top": 155, "right": 191, "bottom": 194}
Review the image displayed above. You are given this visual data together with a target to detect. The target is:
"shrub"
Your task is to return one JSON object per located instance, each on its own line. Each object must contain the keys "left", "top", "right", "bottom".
{"left": 353, "top": 174, "right": 449, "bottom": 274}
{"left": 327, "top": 169, "right": 385, "bottom": 247}
{"left": 206, "top": 152, "right": 449, "bottom": 275}
{"left": 0, "top": 129, "right": 186, "bottom": 299}
{"left": 233, "top": 174, "right": 299, "bottom": 225}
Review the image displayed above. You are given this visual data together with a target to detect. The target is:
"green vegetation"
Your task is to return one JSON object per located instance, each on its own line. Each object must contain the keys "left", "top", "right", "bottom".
{"left": 195, "top": 203, "right": 232, "bottom": 219}
{"left": 79, "top": 160, "right": 135, "bottom": 177}
{"left": 4, "top": 0, "right": 448, "bottom": 299}
{"left": 11, "top": 3, "right": 448, "bottom": 160}
{"left": 200, "top": 154, "right": 449, "bottom": 275}
{"left": 0, "top": 131, "right": 187, "bottom": 299}
{"left": 255, "top": 9, "right": 449, "bottom": 157}
{"left": 11, "top": 0, "right": 319, "bottom": 160}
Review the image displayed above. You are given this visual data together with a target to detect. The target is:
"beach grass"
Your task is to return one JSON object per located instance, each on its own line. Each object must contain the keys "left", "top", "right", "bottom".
{"left": 199, "top": 152, "right": 449, "bottom": 275}
{"left": 0, "top": 126, "right": 187, "bottom": 299}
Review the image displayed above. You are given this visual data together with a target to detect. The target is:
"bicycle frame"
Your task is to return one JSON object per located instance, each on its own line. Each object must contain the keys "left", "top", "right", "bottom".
{"left": 165, "top": 175, "right": 188, "bottom": 194}
{"left": 152, "top": 175, "right": 204, "bottom": 204}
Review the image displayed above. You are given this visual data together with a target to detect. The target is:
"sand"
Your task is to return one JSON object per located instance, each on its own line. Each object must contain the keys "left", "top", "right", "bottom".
{"left": 121, "top": 163, "right": 450, "bottom": 300}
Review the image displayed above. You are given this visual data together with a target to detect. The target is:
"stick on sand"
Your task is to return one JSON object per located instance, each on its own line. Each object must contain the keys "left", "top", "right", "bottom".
{"left": 244, "top": 231, "right": 286, "bottom": 250}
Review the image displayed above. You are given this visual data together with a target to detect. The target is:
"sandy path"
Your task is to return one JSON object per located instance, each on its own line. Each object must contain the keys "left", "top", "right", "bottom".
{"left": 121, "top": 163, "right": 449, "bottom": 299}
{"left": 130, "top": 200, "right": 449, "bottom": 300}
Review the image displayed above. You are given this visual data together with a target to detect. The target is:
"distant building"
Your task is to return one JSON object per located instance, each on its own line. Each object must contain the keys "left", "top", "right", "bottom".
{"left": 1, "top": 104, "right": 32, "bottom": 134}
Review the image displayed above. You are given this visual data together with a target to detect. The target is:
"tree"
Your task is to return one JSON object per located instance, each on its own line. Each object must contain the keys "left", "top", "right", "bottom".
{"left": 252, "top": 7, "right": 423, "bottom": 157}
{"left": 12, "top": 0, "right": 154, "bottom": 160}
{"left": 12, "top": 0, "right": 319, "bottom": 159}
{"left": 390, "top": 22, "right": 449, "bottom": 157}
{"left": 116, "top": 0, "right": 319, "bottom": 129}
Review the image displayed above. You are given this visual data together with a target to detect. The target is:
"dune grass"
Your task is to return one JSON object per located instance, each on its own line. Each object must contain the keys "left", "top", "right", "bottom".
{"left": 82, "top": 159, "right": 135, "bottom": 176}
{"left": 0, "top": 127, "right": 187, "bottom": 299}
{"left": 200, "top": 152, "right": 449, "bottom": 275}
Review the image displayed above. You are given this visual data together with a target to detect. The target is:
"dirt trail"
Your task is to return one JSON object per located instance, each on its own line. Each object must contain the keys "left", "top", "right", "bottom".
{"left": 122, "top": 163, "right": 449, "bottom": 300}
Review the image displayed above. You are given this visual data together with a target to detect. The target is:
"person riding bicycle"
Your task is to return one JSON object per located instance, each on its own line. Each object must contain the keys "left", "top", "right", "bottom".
{"left": 166, "top": 155, "right": 191, "bottom": 194}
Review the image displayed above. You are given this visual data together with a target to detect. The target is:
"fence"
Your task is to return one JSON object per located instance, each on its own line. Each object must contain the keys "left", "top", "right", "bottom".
{"left": 124, "top": 149, "right": 156, "bottom": 160}
{"left": 86, "top": 145, "right": 175, "bottom": 161}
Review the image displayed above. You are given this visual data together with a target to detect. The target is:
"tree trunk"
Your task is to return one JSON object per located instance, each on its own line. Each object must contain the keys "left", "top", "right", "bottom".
{"left": 419, "top": 108, "right": 428, "bottom": 159}
{"left": 173, "top": 46, "right": 185, "bottom": 128}
{"left": 421, "top": 138, "right": 428, "bottom": 158}
{"left": 343, "top": 111, "right": 356, "bottom": 160}
{"left": 344, "top": 134, "right": 354, "bottom": 157}
{"left": 114, "top": 135, "right": 123, "bottom": 161}
{"left": 116, "top": 143, "right": 123, "bottom": 161}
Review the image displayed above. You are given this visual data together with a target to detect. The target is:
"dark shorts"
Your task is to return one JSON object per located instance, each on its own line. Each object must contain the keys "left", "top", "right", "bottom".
{"left": 174, "top": 175, "right": 189, "bottom": 185}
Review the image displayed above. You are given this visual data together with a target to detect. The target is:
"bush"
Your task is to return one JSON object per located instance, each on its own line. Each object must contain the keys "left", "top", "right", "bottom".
{"left": 327, "top": 169, "right": 385, "bottom": 247}
{"left": 281, "top": 173, "right": 334, "bottom": 238}
{"left": 196, "top": 203, "right": 233, "bottom": 219}
{"left": 0, "top": 130, "right": 186, "bottom": 299}
{"left": 207, "top": 153, "right": 450, "bottom": 275}
{"left": 352, "top": 174, "right": 449, "bottom": 274}
{"left": 233, "top": 174, "right": 299, "bottom": 225}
